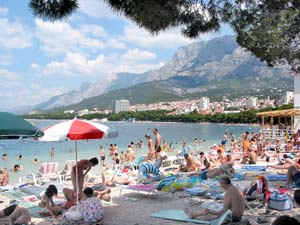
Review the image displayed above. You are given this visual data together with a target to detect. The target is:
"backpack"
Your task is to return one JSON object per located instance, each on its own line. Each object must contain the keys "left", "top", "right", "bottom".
{"left": 268, "top": 191, "right": 293, "bottom": 211}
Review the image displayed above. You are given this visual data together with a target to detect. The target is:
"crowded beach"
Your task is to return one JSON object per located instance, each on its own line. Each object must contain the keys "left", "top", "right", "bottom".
{"left": 1, "top": 128, "right": 300, "bottom": 225}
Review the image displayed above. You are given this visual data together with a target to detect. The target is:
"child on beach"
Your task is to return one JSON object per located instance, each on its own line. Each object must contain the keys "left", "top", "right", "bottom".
{"left": 39, "top": 184, "right": 63, "bottom": 218}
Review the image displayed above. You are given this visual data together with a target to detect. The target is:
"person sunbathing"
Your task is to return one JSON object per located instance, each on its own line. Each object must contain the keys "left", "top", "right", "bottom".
{"left": 185, "top": 176, "right": 244, "bottom": 223}
{"left": 286, "top": 159, "right": 300, "bottom": 187}
{"left": 267, "top": 154, "right": 295, "bottom": 169}
{"left": 0, "top": 204, "right": 31, "bottom": 224}
{"left": 191, "top": 164, "right": 235, "bottom": 180}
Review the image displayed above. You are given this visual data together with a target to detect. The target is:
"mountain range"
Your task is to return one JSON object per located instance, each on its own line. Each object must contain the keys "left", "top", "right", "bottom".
{"left": 29, "top": 35, "right": 292, "bottom": 113}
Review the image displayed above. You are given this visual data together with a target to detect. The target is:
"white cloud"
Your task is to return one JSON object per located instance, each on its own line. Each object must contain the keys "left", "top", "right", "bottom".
{"left": 123, "top": 49, "right": 156, "bottom": 61}
{"left": 105, "top": 38, "right": 126, "bottom": 49}
{"left": 42, "top": 51, "right": 163, "bottom": 78}
{"left": 0, "top": 18, "right": 32, "bottom": 49}
{"left": 0, "top": 53, "right": 13, "bottom": 66}
{"left": 79, "top": 24, "right": 107, "bottom": 38}
{"left": 30, "top": 63, "right": 40, "bottom": 71}
{"left": 0, "top": 7, "right": 8, "bottom": 16}
{"left": 0, "top": 68, "right": 19, "bottom": 80}
{"left": 78, "top": 0, "right": 117, "bottom": 19}
{"left": 34, "top": 19, "right": 105, "bottom": 56}
{"left": 122, "top": 24, "right": 195, "bottom": 48}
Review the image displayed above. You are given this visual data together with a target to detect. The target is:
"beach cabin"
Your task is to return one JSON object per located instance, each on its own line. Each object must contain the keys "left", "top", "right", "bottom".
{"left": 256, "top": 109, "right": 300, "bottom": 140}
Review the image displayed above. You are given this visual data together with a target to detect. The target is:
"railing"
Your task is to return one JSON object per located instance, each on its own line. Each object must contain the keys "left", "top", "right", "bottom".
{"left": 260, "top": 128, "right": 294, "bottom": 140}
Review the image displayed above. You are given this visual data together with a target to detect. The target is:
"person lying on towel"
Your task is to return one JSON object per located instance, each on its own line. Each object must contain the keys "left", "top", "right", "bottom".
{"left": 185, "top": 175, "right": 244, "bottom": 223}
{"left": 0, "top": 204, "right": 31, "bottom": 224}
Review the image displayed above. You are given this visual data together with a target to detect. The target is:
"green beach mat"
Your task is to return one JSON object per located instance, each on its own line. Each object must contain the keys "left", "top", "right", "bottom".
{"left": 151, "top": 210, "right": 229, "bottom": 225}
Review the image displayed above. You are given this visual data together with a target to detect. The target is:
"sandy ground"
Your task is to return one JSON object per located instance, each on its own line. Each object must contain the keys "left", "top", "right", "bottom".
{"left": 1, "top": 165, "right": 300, "bottom": 225}
{"left": 1, "top": 180, "right": 300, "bottom": 225}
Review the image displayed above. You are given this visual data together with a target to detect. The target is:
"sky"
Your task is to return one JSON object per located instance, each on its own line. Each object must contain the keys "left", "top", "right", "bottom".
{"left": 0, "top": 0, "right": 234, "bottom": 111}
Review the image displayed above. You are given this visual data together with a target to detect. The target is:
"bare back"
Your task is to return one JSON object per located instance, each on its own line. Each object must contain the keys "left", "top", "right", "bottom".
{"left": 223, "top": 185, "right": 244, "bottom": 218}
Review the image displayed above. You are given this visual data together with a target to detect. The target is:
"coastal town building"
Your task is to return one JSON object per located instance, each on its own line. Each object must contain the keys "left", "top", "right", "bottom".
{"left": 67, "top": 92, "right": 292, "bottom": 116}
{"left": 246, "top": 97, "right": 258, "bottom": 109}
{"left": 198, "top": 97, "right": 210, "bottom": 110}
{"left": 113, "top": 99, "right": 130, "bottom": 113}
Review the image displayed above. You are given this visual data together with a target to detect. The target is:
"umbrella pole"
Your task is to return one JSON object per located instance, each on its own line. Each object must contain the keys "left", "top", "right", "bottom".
{"left": 75, "top": 140, "right": 79, "bottom": 206}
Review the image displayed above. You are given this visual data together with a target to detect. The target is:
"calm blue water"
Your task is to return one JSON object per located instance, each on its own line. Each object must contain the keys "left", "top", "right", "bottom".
{"left": 0, "top": 120, "right": 259, "bottom": 184}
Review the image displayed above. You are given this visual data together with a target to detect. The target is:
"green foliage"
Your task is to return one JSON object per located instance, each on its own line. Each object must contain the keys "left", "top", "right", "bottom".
{"left": 24, "top": 112, "right": 76, "bottom": 120}
{"left": 29, "top": 0, "right": 79, "bottom": 21}
{"left": 229, "top": 0, "right": 300, "bottom": 72}
{"left": 24, "top": 109, "right": 263, "bottom": 124}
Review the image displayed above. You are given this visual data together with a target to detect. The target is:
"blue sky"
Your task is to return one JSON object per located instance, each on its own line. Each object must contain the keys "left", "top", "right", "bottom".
{"left": 0, "top": 0, "right": 234, "bottom": 111}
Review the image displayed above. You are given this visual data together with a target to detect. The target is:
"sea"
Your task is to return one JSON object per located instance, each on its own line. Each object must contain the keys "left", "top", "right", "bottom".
{"left": 0, "top": 120, "right": 260, "bottom": 184}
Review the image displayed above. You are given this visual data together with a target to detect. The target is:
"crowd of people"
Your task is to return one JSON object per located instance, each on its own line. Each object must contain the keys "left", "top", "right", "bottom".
{"left": 2, "top": 127, "right": 300, "bottom": 224}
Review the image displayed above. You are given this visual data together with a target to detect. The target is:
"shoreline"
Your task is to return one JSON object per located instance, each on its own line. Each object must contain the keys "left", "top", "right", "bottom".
{"left": 29, "top": 118, "right": 261, "bottom": 127}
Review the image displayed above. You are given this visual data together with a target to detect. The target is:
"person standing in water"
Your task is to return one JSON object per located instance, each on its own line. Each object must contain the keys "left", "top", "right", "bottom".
{"left": 50, "top": 147, "right": 55, "bottom": 158}
{"left": 153, "top": 128, "right": 161, "bottom": 156}
{"left": 99, "top": 145, "right": 106, "bottom": 167}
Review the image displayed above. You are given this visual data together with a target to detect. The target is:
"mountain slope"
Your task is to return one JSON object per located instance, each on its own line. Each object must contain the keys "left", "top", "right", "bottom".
{"left": 39, "top": 35, "right": 292, "bottom": 112}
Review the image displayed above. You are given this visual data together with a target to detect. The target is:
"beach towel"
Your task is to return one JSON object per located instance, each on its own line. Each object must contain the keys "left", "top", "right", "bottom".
{"left": 184, "top": 187, "right": 207, "bottom": 196}
{"left": 151, "top": 210, "right": 229, "bottom": 225}
{"left": 240, "top": 165, "right": 266, "bottom": 172}
{"left": 265, "top": 174, "right": 287, "bottom": 181}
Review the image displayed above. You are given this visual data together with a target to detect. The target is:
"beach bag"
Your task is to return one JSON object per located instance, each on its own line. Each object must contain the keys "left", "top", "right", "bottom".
{"left": 269, "top": 191, "right": 293, "bottom": 211}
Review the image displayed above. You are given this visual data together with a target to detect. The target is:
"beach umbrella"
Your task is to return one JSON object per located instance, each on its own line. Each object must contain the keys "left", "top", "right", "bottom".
{"left": 39, "top": 118, "right": 118, "bottom": 203}
{"left": 0, "top": 112, "right": 44, "bottom": 139}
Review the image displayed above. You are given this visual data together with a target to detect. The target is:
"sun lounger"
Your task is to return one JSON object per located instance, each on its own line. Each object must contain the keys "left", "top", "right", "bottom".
{"left": 19, "top": 162, "right": 61, "bottom": 186}
{"left": 60, "top": 160, "right": 76, "bottom": 181}
{"left": 151, "top": 209, "right": 230, "bottom": 225}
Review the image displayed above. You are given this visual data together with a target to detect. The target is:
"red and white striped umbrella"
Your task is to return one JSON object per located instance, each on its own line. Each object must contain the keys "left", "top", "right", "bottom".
{"left": 39, "top": 118, "right": 118, "bottom": 202}
{"left": 39, "top": 118, "right": 118, "bottom": 141}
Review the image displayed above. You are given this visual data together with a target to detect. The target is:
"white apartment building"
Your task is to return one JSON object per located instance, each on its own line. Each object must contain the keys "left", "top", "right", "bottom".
{"left": 283, "top": 91, "right": 294, "bottom": 104}
{"left": 198, "top": 97, "right": 210, "bottom": 110}
{"left": 246, "top": 97, "right": 258, "bottom": 108}
{"left": 113, "top": 99, "right": 130, "bottom": 113}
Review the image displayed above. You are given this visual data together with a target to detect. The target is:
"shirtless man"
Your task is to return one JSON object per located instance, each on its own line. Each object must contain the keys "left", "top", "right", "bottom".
{"left": 71, "top": 157, "right": 99, "bottom": 193}
{"left": 153, "top": 128, "right": 161, "bottom": 153}
{"left": 180, "top": 153, "right": 196, "bottom": 172}
{"left": 241, "top": 149, "right": 257, "bottom": 164}
{"left": 186, "top": 176, "right": 244, "bottom": 223}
